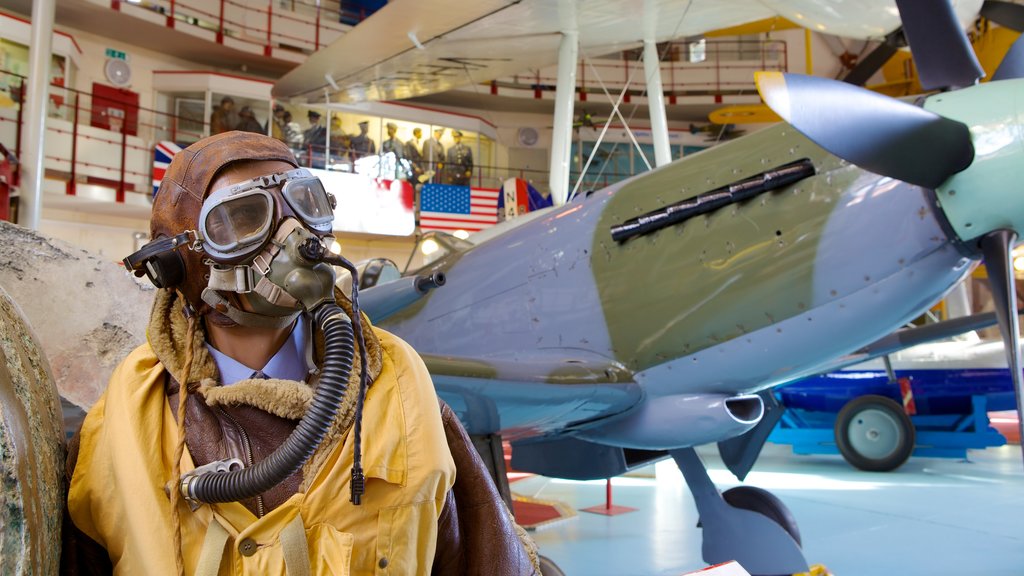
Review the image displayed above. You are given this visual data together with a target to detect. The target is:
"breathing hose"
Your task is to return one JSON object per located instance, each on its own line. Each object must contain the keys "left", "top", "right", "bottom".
{"left": 181, "top": 301, "right": 356, "bottom": 504}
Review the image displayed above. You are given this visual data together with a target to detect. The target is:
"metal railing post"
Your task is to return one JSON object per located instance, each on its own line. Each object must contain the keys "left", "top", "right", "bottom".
{"left": 14, "top": 77, "right": 23, "bottom": 186}
{"left": 118, "top": 129, "right": 127, "bottom": 202}
{"left": 217, "top": 0, "right": 226, "bottom": 43}
{"left": 67, "top": 91, "right": 79, "bottom": 195}
{"left": 266, "top": 1, "right": 273, "bottom": 56}
{"left": 315, "top": 2, "right": 321, "bottom": 50}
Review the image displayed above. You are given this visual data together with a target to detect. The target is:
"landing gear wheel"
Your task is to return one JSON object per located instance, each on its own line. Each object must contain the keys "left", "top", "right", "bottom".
{"left": 721, "top": 486, "right": 802, "bottom": 547}
{"left": 539, "top": 555, "right": 566, "bottom": 576}
{"left": 835, "top": 394, "right": 915, "bottom": 472}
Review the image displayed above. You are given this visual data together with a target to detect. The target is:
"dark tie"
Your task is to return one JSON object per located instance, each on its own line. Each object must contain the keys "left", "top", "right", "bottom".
{"left": 250, "top": 370, "right": 270, "bottom": 380}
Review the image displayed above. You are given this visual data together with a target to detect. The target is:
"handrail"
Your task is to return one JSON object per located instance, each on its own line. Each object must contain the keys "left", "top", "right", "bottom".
{"left": 139, "top": 0, "right": 358, "bottom": 56}
{"left": 508, "top": 38, "right": 788, "bottom": 98}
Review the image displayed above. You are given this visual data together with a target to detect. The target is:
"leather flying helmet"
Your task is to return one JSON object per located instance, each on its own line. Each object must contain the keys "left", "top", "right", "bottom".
{"left": 146, "top": 131, "right": 336, "bottom": 325}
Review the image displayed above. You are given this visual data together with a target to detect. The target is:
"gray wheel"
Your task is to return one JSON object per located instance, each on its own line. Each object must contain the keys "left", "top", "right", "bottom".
{"left": 722, "top": 485, "right": 801, "bottom": 547}
{"left": 835, "top": 394, "right": 915, "bottom": 471}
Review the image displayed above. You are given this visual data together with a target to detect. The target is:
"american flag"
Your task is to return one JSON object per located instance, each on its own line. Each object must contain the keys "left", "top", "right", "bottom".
{"left": 152, "top": 141, "right": 182, "bottom": 196}
{"left": 420, "top": 183, "right": 499, "bottom": 234}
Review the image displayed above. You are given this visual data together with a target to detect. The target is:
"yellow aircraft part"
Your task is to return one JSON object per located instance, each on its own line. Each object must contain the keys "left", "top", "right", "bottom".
{"left": 975, "top": 26, "right": 1021, "bottom": 81}
{"left": 708, "top": 104, "right": 781, "bottom": 125}
{"left": 792, "top": 564, "right": 834, "bottom": 576}
{"left": 711, "top": 21, "right": 1019, "bottom": 126}
{"left": 704, "top": 17, "right": 800, "bottom": 38}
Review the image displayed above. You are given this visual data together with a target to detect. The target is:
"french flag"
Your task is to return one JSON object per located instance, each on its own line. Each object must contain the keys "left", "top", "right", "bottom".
{"left": 152, "top": 141, "right": 182, "bottom": 196}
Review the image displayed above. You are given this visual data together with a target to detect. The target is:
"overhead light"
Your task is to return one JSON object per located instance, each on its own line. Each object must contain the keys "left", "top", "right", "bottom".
{"left": 330, "top": 240, "right": 342, "bottom": 254}
{"left": 452, "top": 230, "right": 470, "bottom": 240}
{"left": 408, "top": 31, "right": 425, "bottom": 50}
{"left": 421, "top": 238, "right": 439, "bottom": 256}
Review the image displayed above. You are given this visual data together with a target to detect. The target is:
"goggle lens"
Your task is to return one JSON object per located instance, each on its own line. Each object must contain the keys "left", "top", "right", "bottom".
{"left": 201, "top": 191, "right": 273, "bottom": 257}
{"left": 283, "top": 178, "right": 334, "bottom": 230}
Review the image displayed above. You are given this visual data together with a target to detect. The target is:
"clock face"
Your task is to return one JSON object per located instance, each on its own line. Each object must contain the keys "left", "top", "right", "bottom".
{"left": 518, "top": 127, "right": 539, "bottom": 147}
{"left": 105, "top": 59, "right": 132, "bottom": 87}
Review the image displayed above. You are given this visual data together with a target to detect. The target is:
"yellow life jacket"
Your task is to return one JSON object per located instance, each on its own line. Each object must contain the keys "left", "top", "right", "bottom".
{"left": 68, "top": 329, "right": 456, "bottom": 575}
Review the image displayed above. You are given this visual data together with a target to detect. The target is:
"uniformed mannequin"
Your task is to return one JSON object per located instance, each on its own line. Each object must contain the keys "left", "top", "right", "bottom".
{"left": 210, "top": 97, "right": 235, "bottom": 135}
{"left": 302, "top": 110, "right": 327, "bottom": 167}
{"left": 445, "top": 129, "right": 473, "bottom": 186}
{"left": 270, "top": 105, "right": 287, "bottom": 142}
{"left": 423, "top": 128, "right": 445, "bottom": 184}
{"left": 61, "top": 131, "right": 540, "bottom": 576}
{"left": 405, "top": 127, "right": 425, "bottom": 182}
{"left": 381, "top": 122, "right": 406, "bottom": 180}
{"left": 349, "top": 120, "right": 376, "bottom": 160}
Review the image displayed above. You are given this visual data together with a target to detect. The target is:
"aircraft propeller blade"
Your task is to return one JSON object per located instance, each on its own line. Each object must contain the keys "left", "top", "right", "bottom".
{"left": 979, "top": 1, "right": 1024, "bottom": 81}
{"left": 895, "top": 0, "right": 985, "bottom": 90}
{"left": 754, "top": 72, "right": 974, "bottom": 189}
{"left": 992, "top": 36, "right": 1024, "bottom": 81}
{"left": 981, "top": 0, "right": 1024, "bottom": 31}
{"left": 978, "top": 229, "right": 1024, "bottom": 468}
{"left": 842, "top": 29, "right": 903, "bottom": 86}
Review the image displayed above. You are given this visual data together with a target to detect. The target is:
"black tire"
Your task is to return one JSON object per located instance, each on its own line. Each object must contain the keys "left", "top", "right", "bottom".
{"left": 539, "top": 555, "right": 566, "bottom": 576}
{"left": 834, "top": 394, "right": 915, "bottom": 472}
{"left": 721, "top": 485, "right": 802, "bottom": 547}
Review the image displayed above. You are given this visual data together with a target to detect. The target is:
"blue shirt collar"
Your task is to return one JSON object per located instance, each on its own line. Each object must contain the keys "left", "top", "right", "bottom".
{"left": 206, "top": 314, "right": 311, "bottom": 385}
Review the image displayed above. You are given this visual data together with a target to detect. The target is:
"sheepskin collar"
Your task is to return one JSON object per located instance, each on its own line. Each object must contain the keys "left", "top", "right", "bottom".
{"left": 148, "top": 287, "right": 383, "bottom": 485}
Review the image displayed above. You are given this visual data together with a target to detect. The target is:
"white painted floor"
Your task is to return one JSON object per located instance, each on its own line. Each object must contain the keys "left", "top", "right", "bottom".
{"left": 514, "top": 443, "right": 1024, "bottom": 576}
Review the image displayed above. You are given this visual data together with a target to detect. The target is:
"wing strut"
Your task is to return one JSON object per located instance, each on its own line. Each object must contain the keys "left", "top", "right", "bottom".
{"left": 549, "top": 29, "right": 579, "bottom": 206}
{"left": 643, "top": 38, "right": 671, "bottom": 167}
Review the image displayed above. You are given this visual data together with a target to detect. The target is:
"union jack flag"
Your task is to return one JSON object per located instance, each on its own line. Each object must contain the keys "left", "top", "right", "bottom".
{"left": 420, "top": 183, "right": 499, "bottom": 234}
{"left": 152, "top": 141, "right": 182, "bottom": 196}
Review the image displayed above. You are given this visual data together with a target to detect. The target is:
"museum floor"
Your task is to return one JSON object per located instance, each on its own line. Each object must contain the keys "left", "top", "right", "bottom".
{"left": 513, "top": 442, "right": 1024, "bottom": 576}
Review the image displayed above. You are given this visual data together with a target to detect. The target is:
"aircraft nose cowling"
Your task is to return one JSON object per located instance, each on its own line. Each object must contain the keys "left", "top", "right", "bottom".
{"left": 573, "top": 393, "right": 763, "bottom": 450}
{"left": 926, "top": 80, "right": 1024, "bottom": 247}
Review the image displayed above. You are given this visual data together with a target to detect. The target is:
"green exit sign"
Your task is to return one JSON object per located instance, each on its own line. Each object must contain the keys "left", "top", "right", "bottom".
{"left": 105, "top": 48, "right": 128, "bottom": 61}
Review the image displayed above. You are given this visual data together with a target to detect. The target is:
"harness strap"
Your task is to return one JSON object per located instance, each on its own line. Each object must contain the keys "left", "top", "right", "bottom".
{"left": 281, "top": 514, "right": 312, "bottom": 576}
{"left": 194, "top": 514, "right": 311, "bottom": 576}
{"left": 201, "top": 288, "right": 299, "bottom": 329}
{"left": 195, "top": 516, "right": 230, "bottom": 576}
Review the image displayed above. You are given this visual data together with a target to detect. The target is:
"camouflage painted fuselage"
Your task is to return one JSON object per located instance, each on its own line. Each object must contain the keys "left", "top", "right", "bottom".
{"left": 380, "top": 123, "right": 971, "bottom": 445}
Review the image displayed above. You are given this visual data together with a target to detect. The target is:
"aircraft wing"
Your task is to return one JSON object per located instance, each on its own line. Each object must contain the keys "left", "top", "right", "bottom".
{"left": 273, "top": 0, "right": 982, "bottom": 104}
{"left": 787, "top": 310, "right": 1016, "bottom": 381}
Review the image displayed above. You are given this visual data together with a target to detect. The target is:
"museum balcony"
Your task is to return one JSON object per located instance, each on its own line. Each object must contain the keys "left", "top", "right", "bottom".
{"left": 408, "top": 37, "right": 791, "bottom": 122}
{"left": 2, "top": 0, "right": 368, "bottom": 76}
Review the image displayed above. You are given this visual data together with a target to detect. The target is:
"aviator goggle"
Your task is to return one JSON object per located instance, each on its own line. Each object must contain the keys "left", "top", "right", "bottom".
{"left": 198, "top": 168, "right": 336, "bottom": 261}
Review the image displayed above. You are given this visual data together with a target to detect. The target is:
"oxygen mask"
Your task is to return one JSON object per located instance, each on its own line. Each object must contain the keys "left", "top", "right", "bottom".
{"left": 126, "top": 168, "right": 340, "bottom": 327}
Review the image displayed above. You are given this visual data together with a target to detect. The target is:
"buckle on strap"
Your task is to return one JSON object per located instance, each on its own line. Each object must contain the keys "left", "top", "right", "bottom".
{"left": 208, "top": 265, "right": 256, "bottom": 294}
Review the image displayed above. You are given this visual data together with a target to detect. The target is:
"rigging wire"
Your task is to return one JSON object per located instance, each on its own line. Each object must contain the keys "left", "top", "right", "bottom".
{"left": 569, "top": 0, "right": 694, "bottom": 201}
